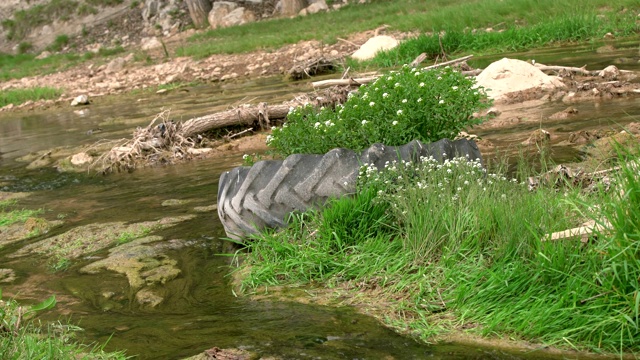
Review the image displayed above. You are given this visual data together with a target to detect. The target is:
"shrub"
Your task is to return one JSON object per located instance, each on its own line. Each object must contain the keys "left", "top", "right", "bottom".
{"left": 268, "top": 65, "right": 491, "bottom": 157}
{"left": 47, "top": 34, "right": 70, "bottom": 52}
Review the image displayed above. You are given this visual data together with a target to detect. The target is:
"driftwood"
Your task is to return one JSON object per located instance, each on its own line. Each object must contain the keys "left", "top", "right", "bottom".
{"left": 97, "top": 87, "right": 351, "bottom": 172}
{"left": 312, "top": 55, "right": 474, "bottom": 88}
{"left": 543, "top": 219, "right": 612, "bottom": 243}
{"left": 288, "top": 56, "right": 339, "bottom": 80}
{"left": 535, "top": 64, "right": 591, "bottom": 75}
{"left": 181, "top": 103, "right": 288, "bottom": 138}
{"left": 535, "top": 63, "right": 635, "bottom": 76}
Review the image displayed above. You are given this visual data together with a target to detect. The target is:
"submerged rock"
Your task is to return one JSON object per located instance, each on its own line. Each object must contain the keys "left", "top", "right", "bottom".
{"left": 80, "top": 236, "right": 187, "bottom": 306}
{"left": 161, "top": 199, "right": 192, "bottom": 207}
{"left": 10, "top": 215, "right": 195, "bottom": 261}
{"left": 70, "top": 94, "right": 90, "bottom": 106}
{"left": 0, "top": 218, "right": 63, "bottom": 249}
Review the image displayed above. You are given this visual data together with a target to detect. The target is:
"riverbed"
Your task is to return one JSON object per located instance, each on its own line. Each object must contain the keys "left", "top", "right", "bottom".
{"left": 1, "top": 43, "right": 639, "bottom": 359}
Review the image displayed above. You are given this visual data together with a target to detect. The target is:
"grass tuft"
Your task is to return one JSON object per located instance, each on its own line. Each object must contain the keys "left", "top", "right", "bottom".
{"left": 237, "top": 150, "right": 640, "bottom": 354}
{"left": 0, "top": 87, "right": 63, "bottom": 108}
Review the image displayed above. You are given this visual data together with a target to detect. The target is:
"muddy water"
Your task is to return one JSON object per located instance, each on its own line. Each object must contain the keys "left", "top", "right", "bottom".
{"left": 1, "top": 45, "right": 639, "bottom": 359}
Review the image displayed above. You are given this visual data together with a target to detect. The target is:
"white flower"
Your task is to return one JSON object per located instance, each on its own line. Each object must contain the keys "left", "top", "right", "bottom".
{"left": 394, "top": 82, "right": 400, "bottom": 88}
{"left": 437, "top": 76, "right": 442, "bottom": 80}
{"left": 288, "top": 106, "right": 294, "bottom": 113}
{"left": 439, "top": 100, "right": 445, "bottom": 104}
{"left": 419, "top": 82, "right": 425, "bottom": 87}
{"left": 402, "top": 99, "right": 407, "bottom": 103}
{"left": 362, "top": 120, "right": 368, "bottom": 125}
{"left": 501, "top": 194, "right": 507, "bottom": 199}
{"left": 383, "top": 92, "right": 389, "bottom": 98}
{"left": 314, "top": 122, "right": 321, "bottom": 129}
{"left": 242, "top": 154, "right": 249, "bottom": 160}
{"left": 266, "top": 135, "right": 274, "bottom": 144}
{"left": 396, "top": 109, "right": 403, "bottom": 115}
{"left": 392, "top": 120, "right": 398, "bottom": 126}
{"left": 387, "top": 76, "right": 393, "bottom": 81}
{"left": 452, "top": 86, "right": 458, "bottom": 90}
{"left": 369, "top": 101, "right": 375, "bottom": 107}
{"left": 417, "top": 98, "right": 422, "bottom": 103}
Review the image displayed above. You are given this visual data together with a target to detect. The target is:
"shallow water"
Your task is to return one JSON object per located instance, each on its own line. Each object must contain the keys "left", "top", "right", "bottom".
{"left": 1, "top": 45, "right": 639, "bottom": 359}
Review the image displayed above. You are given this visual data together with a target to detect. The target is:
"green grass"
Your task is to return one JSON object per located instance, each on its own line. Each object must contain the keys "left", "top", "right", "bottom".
{"left": 369, "top": 11, "right": 640, "bottom": 68}
{"left": 236, "top": 151, "right": 640, "bottom": 354}
{"left": 0, "top": 293, "right": 127, "bottom": 359}
{"left": 2, "top": 0, "right": 638, "bottom": 82}
{"left": 0, "top": 45, "right": 124, "bottom": 82}
{"left": 0, "top": 87, "right": 63, "bottom": 108}
{"left": 0, "top": 201, "right": 43, "bottom": 227}
{"left": 177, "top": 0, "right": 639, "bottom": 59}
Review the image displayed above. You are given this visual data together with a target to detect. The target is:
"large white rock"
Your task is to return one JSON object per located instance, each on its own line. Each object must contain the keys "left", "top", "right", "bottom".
{"left": 141, "top": 36, "right": 162, "bottom": 50}
{"left": 219, "top": 7, "right": 256, "bottom": 28}
{"left": 299, "top": 0, "right": 328, "bottom": 15}
{"left": 475, "top": 58, "right": 565, "bottom": 101}
{"left": 208, "top": 1, "right": 237, "bottom": 29}
{"left": 351, "top": 35, "right": 398, "bottom": 61}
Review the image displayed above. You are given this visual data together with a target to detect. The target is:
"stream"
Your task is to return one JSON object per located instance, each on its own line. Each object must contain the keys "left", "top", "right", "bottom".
{"left": 1, "top": 43, "right": 640, "bottom": 359}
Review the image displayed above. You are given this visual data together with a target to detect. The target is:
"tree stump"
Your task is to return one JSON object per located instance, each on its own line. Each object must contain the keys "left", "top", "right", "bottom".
{"left": 185, "top": 0, "right": 212, "bottom": 28}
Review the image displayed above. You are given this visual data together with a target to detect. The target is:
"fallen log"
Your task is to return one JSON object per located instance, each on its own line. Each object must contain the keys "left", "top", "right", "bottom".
{"left": 181, "top": 104, "right": 289, "bottom": 138}
{"left": 95, "top": 87, "right": 351, "bottom": 173}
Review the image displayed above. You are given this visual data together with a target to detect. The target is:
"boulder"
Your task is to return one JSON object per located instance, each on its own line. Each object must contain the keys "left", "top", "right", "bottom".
{"left": 281, "top": 0, "right": 307, "bottom": 16}
{"left": 219, "top": 7, "right": 256, "bottom": 28}
{"left": 475, "top": 58, "right": 565, "bottom": 101}
{"left": 598, "top": 65, "right": 619, "bottom": 80}
{"left": 300, "top": 0, "right": 328, "bottom": 15}
{"left": 70, "top": 152, "right": 93, "bottom": 166}
{"left": 141, "top": 36, "right": 162, "bottom": 50}
{"left": 208, "top": 1, "right": 237, "bottom": 29}
{"left": 70, "top": 94, "right": 90, "bottom": 106}
{"left": 351, "top": 35, "right": 399, "bottom": 61}
{"left": 35, "top": 51, "right": 51, "bottom": 59}
{"left": 104, "top": 57, "right": 128, "bottom": 74}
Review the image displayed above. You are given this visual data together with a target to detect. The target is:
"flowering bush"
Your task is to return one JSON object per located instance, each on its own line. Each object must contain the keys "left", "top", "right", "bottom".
{"left": 267, "top": 65, "right": 491, "bottom": 157}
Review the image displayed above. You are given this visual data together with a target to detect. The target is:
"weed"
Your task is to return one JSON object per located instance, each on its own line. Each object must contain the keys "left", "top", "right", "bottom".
{"left": 77, "top": 3, "right": 98, "bottom": 16}
{"left": 242, "top": 153, "right": 263, "bottom": 166}
{"left": 0, "top": 87, "right": 62, "bottom": 108}
{"left": 0, "top": 207, "right": 44, "bottom": 227}
{"left": 47, "top": 34, "right": 70, "bottom": 52}
{"left": 0, "top": 292, "right": 126, "bottom": 359}
{"left": 49, "top": 256, "right": 71, "bottom": 272}
{"left": 97, "top": 46, "right": 125, "bottom": 57}
{"left": 17, "top": 42, "right": 33, "bottom": 54}
{"left": 268, "top": 65, "right": 490, "bottom": 156}
{"left": 238, "top": 149, "right": 640, "bottom": 354}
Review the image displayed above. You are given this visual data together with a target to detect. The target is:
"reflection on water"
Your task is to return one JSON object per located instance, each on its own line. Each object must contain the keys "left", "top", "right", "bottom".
{"left": 1, "top": 43, "right": 640, "bottom": 358}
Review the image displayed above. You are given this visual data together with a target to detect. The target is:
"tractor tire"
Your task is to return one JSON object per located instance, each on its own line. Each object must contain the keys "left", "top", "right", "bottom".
{"left": 217, "top": 138, "right": 482, "bottom": 240}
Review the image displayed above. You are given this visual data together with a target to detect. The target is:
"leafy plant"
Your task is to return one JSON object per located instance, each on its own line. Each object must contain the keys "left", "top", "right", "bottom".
{"left": 47, "top": 34, "right": 70, "bottom": 52}
{"left": 17, "top": 42, "right": 33, "bottom": 54}
{"left": 268, "top": 65, "right": 490, "bottom": 156}
{"left": 0, "top": 292, "right": 126, "bottom": 359}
